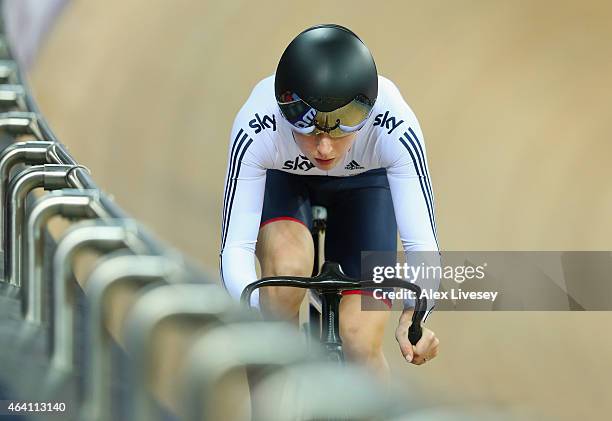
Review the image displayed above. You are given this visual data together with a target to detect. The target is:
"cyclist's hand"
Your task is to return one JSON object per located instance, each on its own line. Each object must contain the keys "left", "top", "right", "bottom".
{"left": 395, "top": 309, "right": 439, "bottom": 365}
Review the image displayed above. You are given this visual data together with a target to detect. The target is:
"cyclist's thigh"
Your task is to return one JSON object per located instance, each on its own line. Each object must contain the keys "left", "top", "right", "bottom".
{"left": 325, "top": 170, "right": 397, "bottom": 279}
{"left": 256, "top": 170, "right": 313, "bottom": 316}
{"left": 257, "top": 221, "right": 313, "bottom": 275}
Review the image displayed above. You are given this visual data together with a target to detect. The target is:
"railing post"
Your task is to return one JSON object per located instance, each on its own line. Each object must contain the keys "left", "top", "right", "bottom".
{"left": 0, "top": 141, "right": 54, "bottom": 251}
{"left": 50, "top": 219, "right": 150, "bottom": 370}
{"left": 81, "top": 252, "right": 186, "bottom": 421}
{"left": 4, "top": 164, "right": 77, "bottom": 286}
{"left": 179, "top": 322, "right": 316, "bottom": 421}
{"left": 23, "top": 189, "right": 103, "bottom": 323}
{"left": 122, "top": 283, "right": 243, "bottom": 421}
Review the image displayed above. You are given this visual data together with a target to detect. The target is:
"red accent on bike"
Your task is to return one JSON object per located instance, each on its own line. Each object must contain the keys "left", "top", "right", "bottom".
{"left": 260, "top": 216, "right": 307, "bottom": 229}
{"left": 342, "top": 289, "right": 392, "bottom": 309}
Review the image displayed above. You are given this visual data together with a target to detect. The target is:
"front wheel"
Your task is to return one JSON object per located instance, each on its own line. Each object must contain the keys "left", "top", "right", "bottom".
{"left": 324, "top": 344, "right": 345, "bottom": 364}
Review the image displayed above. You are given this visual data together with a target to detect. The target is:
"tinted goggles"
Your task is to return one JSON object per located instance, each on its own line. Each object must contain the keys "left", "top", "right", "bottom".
{"left": 277, "top": 92, "right": 374, "bottom": 138}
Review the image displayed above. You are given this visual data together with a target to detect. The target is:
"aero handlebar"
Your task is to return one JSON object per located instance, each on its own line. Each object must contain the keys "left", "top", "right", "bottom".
{"left": 240, "top": 261, "right": 426, "bottom": 345}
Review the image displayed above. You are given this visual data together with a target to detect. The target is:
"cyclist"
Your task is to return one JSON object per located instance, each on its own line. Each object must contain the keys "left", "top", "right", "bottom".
{"left": 220, "top": 24, "right": 440, "bottom": 374}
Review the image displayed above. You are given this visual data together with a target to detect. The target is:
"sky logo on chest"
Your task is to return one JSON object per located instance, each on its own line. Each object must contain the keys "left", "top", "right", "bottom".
{"left": 373, "top": 111, "right": 404, "bottom": 134}
{"left": 282, "top": 154, "right": 315, "bottom": 171}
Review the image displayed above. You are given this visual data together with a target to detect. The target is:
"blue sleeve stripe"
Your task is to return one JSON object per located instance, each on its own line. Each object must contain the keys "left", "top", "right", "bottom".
{"left": 221, "top": 129, "right": 245, "bottom": 240}
{"left": 405, "top": 128, "right": 438, "bottom": 237}
{"left": 221, "top": 132, "right": 254, "bottom": 251}
{"left": 219, "top": 254, "right": 227, "bottom": 289}
{"left": 398, "top": 131, "right": 439, "bottom": 250}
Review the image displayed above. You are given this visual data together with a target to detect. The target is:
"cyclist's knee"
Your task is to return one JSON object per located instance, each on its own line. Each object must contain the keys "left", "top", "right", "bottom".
{"left": 258, "top": 250, "right": 310, "bottom": 318}
{"left": 261, "top": 257, "right": 312, "bottom": 278}
{"left": 258, "top": 237, "right": 313, "bottom": 278}
{"left": 260, "top": 285, "right": 305, "bottom": 306}
{"left": 259, "top": 286, "right": 306, "bottom": 319}
{"left": 341, "top": 323, "right": 385, "bottom": 362}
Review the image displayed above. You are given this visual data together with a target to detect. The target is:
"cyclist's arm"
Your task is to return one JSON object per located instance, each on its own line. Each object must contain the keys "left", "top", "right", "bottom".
{"left": 378, "top": 80, "right": 440, "bottom": 317}
{"left": 220, "top": 100, "right": 276, "bottom": 306}
{"left": 386, "top": 156, "right": 440, "bottom": 318}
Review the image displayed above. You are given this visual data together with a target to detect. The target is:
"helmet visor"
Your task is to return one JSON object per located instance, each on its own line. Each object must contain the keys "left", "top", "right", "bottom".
{"left": 277, "top": 92, "right": 374, "bottom": 138}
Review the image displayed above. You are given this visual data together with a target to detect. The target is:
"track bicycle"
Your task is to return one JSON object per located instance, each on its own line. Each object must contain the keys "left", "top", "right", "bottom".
{"left": 240, "top": 206, "right": 427, "bottom": 363}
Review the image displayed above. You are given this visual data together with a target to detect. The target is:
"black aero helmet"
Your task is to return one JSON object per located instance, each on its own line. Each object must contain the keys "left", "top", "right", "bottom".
{"left": 275, "top": 24, "right": 378, "bottom": 138}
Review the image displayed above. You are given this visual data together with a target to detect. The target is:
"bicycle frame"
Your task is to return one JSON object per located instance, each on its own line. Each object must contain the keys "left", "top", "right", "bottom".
{"left": 309, "top": 206, "right": 326, "bottom": 350}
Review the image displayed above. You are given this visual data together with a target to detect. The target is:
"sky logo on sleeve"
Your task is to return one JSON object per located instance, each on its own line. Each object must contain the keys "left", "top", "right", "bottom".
{"left": 249, "top": 113, "right": 277, "bottom": 134}
{"left": 373, "top": 111, "right": 404, "bottom": 134}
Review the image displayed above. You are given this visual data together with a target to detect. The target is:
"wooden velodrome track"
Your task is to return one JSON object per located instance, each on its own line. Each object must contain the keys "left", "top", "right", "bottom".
{"left": 26, "top": 1, "right": 612, "bottom": 419}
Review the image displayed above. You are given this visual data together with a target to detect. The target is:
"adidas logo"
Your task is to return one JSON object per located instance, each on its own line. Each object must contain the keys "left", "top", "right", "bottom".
{"left": 345, "top": 160, "right": 364, "bottom": 170}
